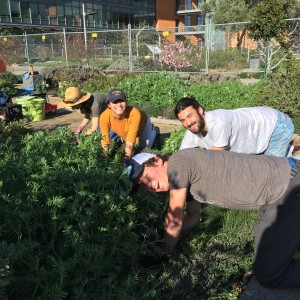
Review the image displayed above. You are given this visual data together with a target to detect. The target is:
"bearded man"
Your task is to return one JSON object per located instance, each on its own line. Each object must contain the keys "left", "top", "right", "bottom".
{"left": 175, "top": 97, "right": 294, "bottom": 157}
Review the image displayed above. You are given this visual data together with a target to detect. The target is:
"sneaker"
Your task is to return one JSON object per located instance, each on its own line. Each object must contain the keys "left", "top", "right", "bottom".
{"left": 153, "top": 125, "right": 160, "bottom": 136}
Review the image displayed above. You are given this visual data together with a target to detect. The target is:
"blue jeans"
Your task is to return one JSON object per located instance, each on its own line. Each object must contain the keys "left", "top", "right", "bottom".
{"left": 110, "top": 131, "right": 120, "bottom": 141}
{"left": 97, "top": 126, "right": 119, "bottom": 141}
{"left": 138, "top": 117, "right": 157, "bottom": 148}
{"left": 264, "top": 111, "right": 294, "bottom": 157}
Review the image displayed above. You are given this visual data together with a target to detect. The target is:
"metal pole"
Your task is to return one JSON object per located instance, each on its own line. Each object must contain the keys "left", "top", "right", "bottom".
{"left": 247, "top": 37, "right": 250, "bottom": 63}
{"left": 128, "top": 24, "right": 132, "bottom": 72}
{"left": 82, "top": 3, "right": 89, "bottom": 66}
{"left": 63, "top": 27, "right": 68, "bottom": 66}
{"left": 264, "top": 36, "right": 269, "bottom": 79}
{"left": 24, "top": 31, "right": 30, "bottom": 65}
{"left": 205, "top": 17, "right": 210, "bottom": 74}
{"left": 51, "top": 38, "right": 54, "bottom": 60}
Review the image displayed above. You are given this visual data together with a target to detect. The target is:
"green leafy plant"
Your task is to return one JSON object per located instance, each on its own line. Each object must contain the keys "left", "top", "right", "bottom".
{"left": 188, "top": 81, "right": 259, "bottom": 110}
{"left": 117, "top": 72, "right": 190, "bottom": 117}
{"left": 254, "top": 55, "right": 300, "bottom": 131}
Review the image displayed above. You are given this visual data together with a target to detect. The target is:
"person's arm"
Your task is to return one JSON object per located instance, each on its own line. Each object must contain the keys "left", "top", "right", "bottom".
{"left": 86, "top": 116, "right": 99, "bottom": 135}
{"left": 179, "top": 130, "right": 205, "bottom": 150}
{"left": 99, "top": 111, "right": 111, "bottom": 152}
{"left": 211, "top": 145, "right": 227, "bottom": 151}
{"left": 126, "top": 108, "right": 142, "bottom": 145}
{"left": 183, "top": 199, "right": 202, "bottom": 232}
{"left": 125, "top": 142, "right": 134, "bottom": 159}
{"left": 164, "top": 188, "right": 187, "bottom": 256}
{"left": 209, "top": 118, "right": 231, "bottom": 150}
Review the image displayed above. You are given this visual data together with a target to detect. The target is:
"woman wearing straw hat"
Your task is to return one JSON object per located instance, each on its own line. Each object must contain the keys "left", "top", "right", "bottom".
{"left": 60, "top": 86, "right": 107, "bottom": 135}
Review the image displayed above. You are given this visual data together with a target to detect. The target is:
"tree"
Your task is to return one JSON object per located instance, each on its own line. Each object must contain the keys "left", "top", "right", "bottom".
{"left": 200, "top": 0, "right": 260, "bottom": 49}
{"left": 0, "top": 31, "right": 23, "bottom": 65}
{"left": 249, "top": 0, "right": 290, "bottom": 45}
{"left": 160, "top": 41, "right": 202, "bottom": 72}
{"left": 200, "top": 0, "right": 299, "bottom": 49}
{"left": 248, "top": 0, "right": 297, "bottom": 74}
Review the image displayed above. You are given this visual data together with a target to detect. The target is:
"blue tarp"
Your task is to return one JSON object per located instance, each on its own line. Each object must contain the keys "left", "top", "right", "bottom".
{"left": 22, "top": 71, "right": 40, "bottom": 80}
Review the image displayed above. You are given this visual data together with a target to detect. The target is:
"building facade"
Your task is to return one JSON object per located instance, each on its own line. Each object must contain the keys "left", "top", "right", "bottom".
{"left": 0, "top": 0, "right": 156, "bottom": 31}
{"left": 156, "top": 0, "right": 205, "bottom": 42}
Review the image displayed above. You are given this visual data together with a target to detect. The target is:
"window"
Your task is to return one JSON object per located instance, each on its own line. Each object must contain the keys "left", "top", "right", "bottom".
{"left": 185, "top": 15, "right": 191, "bottom": 27}
{"left": 39, "top": 4, "right": 48, "bottom": 18}
{"left": 185, "top": 0, "right": 191, "bottom": 10}
{"left": 10, "top": 0, "right": 21, "bottom": 17}
{"left": 197, "top": 14, "right": 204, "bottom": 25}
{"left": 21, "top": 1, "right": 30, "bottom": 18}
{"left": 1, "top": 0, "right": 10, "bottom": 16}
{"left": 29, "top": 3, "right": 38, "bottom": 18}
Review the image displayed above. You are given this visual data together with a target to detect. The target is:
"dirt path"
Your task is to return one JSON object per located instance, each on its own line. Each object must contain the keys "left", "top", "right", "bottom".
{"left": 25, "top": 95, "right": 182, "bottom": 139}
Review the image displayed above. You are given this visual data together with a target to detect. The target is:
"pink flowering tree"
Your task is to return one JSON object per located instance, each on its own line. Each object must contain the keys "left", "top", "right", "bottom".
{"left": 161, "top": 41, "right": 202, "bottom": 72}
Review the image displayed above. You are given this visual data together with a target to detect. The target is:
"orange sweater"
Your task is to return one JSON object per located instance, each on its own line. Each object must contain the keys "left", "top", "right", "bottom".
{"left": 100, "top": 106, "right": 148, "bottom": 145}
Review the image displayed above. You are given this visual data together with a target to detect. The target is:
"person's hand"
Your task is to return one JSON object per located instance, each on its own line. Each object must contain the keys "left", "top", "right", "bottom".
{"left": 85, "top": 128, "right": 93, "bottom": 135}
{"left": 75, "top": 125, "right": 84, "bottom": 135}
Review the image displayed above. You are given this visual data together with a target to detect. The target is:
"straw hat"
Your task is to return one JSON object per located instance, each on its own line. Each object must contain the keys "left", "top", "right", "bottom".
{"left": 58, "top": 87, "right": 91, "bottom": 108}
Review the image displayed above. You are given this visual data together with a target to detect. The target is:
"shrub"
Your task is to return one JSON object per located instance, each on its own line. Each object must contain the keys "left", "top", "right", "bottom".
{"left": 0, "top": 125, "right": 166, "bottom": 299}
{"left": 254, "top": 56, "right": 300, "bottom": 132}
{"left": 0, "top": 120, "right": 256, "bottom": 300}
{"left": 208, "top": 49, "right": 250, "bottom": 70}
{"left": 188, "top": 81, "right": 259, "bottom": 110}
{"left": 117, "top": 72, "right": 190, "bottom": 117}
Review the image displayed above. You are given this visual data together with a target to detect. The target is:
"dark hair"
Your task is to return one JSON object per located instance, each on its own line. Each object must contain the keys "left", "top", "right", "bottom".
{"left": 174, "top": 97, "right": 205, "bottom": 119}
{"left": 143, "top": 154, "right": 169, "bottom": 167}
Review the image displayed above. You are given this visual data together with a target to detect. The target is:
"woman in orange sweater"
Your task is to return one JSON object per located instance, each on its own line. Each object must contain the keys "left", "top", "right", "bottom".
{"left": 100, "top": 88, "right": 158, "bottom": 158}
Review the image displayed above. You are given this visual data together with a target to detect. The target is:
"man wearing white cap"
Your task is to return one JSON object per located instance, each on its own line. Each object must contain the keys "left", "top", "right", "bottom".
{"left": 124, "top": 148, "right": 300, "bottom": 289}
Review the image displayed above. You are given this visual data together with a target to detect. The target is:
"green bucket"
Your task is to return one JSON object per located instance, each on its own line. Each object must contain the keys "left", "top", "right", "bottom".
{"left": 14, "top": 95, "right": 35, "bottom": 120}
{"left": 28, "top": 97, "right": 46, "bottom": 122}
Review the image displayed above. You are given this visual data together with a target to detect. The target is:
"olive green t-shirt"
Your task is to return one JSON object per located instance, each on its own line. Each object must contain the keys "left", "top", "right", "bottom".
{"left": 167, "top": 148, "right": 290, "bottom": 210}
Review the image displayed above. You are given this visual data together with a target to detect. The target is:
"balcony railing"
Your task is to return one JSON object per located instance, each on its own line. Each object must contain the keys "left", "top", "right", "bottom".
{"left": 176, "top": 25, "right": 205, "bottom": 34}
{"left": 177, "top": 4, "right": 201, "bottom": 14}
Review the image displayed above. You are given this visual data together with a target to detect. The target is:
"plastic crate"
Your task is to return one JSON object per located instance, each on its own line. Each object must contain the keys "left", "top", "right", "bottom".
{"left": 0, "top": 103, "right": 23, "bottom": 121}
{"left": 45, "top": 103, "right": 57, "bottom": 114}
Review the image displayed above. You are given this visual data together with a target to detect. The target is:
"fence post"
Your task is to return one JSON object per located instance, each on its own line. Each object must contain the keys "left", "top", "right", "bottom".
{"left": 205, "top": 17, "right": 211, "bottom": 74}
{"left": 264, "top": 36, "right": 269, "bottom": 79}
{"left": 128, "top": 24, "right": 132, "bottom": 72}
{"left": 82, "top": 3, "right": 89, "bottom": 67}
{"left": 247, "top": 37, "right": 250, "bottom": 63}
{"left": 63, "top": 28, "right": 68, "bottom": 66}
{"left": 51, "top": 38, "right": 54, "bottom": 60}
{"left": 24, "top": 31, "right": 30, "bottom": 65}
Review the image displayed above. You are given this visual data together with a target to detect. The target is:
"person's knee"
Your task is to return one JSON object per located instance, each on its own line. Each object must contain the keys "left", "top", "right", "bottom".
{"left": 187, "top": 210, "right": 202, "bottom": 224}
{"left": 255, "top": 270, "right": 280, "bottom": 288}
{"left": 253, "top": 259, "right": 282, "bottom": 288}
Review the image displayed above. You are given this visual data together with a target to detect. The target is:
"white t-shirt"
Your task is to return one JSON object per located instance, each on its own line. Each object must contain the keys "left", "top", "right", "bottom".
{"left": 179, "top": 107, "right": 278, "bottom": 154}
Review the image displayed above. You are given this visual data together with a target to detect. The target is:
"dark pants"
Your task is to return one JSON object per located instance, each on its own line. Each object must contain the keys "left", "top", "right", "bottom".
{"left": 254, "top": 172, "right": 300, "bottom": 288}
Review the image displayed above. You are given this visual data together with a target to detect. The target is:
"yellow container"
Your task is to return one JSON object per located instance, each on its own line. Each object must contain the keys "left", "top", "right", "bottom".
{"left": 14, "top": 95, "right": 35, "bottom": 120}
{"left": 14, "top": 96, "right": 45, "bottom": 122}
{"left": 28, "top": 98, "right": 45, "bottom": 122}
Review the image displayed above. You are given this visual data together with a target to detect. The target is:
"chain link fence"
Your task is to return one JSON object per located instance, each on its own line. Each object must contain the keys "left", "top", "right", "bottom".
{"left": 0, "top": 19, "right": 299, "bottom": 74}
